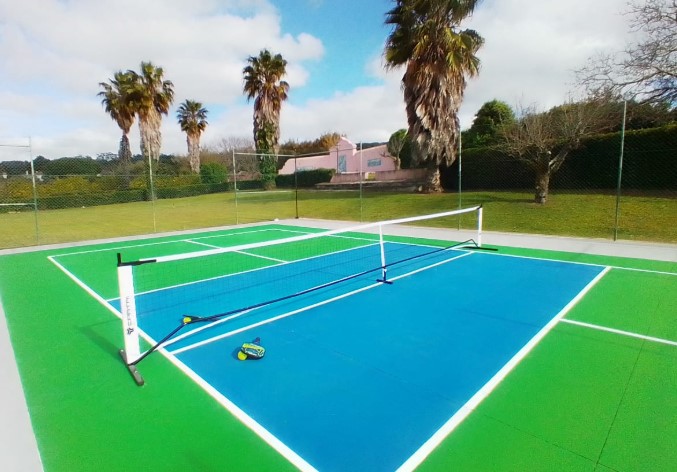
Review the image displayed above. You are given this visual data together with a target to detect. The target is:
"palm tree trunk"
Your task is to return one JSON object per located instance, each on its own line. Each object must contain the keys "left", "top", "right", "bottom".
{"left": 118, "top": 134, "right": 132, "bottom": 164}
{"left": 187, "top": 135, "right": 200, "bottom": 173}
{"left": 118, "top": 133, "right": 132, "bottom": 188}
{"left": 422, "top": 161, "right": 443, "bottom": 193}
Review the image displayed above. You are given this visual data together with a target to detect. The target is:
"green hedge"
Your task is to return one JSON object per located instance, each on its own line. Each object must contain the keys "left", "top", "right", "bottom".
{"left": 275, "top": 169, "right": 334, "bottom": 188}
{"left": 442, "top": 124, "right": 677, "bottom": 191}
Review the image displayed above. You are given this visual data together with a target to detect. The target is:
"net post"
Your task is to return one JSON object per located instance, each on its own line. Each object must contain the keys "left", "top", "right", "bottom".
{"left": 377, "top": 224, "right": 392, "bottom": 284}
{"left": 477, "top": 206, "right": 483, "bottom": 247}
{"left": 117, "top": 258, "right": 144, "bottom": 385}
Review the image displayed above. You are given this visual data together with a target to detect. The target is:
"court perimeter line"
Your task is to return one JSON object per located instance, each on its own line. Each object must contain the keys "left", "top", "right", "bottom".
{"left": 170, "top": 251, "right": 474, "bottom": 356}
{"left": 396, "top": 266, "right": 612, "bottom": 472}
{"left": 184, "top": 241, "right": 288, "bottom": 264}
{"left": 560, "top": 319, "right": 677, "bottom": 347}
{"left": 48, "top": 228, "right": 282, "bottom": 258}
{"left": 158, "top": 352, "right": 319, "bottom": 472}
{"left": 482, "top": 251, "right": 676, "bottom": 277}
{"left": 48, "top": 254, "right": 317, "bottom": 472}
{"left": 48, "top": 255, "right": 123, "bottom": 320}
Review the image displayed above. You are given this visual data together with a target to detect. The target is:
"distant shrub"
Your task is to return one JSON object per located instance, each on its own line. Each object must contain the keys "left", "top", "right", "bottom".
{"left": 200, "top": 162, "right": 228, "bottom": 184}
{"left": 276, "top": 168, "right": 334, "bottom": 188}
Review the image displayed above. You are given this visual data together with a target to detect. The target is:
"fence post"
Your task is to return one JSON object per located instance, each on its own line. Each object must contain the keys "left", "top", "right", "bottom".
{"left": 359, "top": 142, "right": 363, "bottom": 222}
{"left": 613, "top": 101, "right": 627, "bottom": 241}
{"left": 458, "top": 130, "right": 462, "bottom": 230}
{"left": 28, "top": 138, "right": 40, "bottom": 244}
{"left": 294, "top": 157, "right": 299, "bottom": 219}
{"left": 232, "top": 149, "right": 239, "bottom": 225}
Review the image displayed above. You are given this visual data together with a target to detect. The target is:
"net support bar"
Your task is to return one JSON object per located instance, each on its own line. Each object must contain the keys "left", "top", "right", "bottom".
{"left": 117, "top": 264, "right": 144, "bottom": 385}
{"left": 377, "top": 225, "right": 391, "bottom": 284}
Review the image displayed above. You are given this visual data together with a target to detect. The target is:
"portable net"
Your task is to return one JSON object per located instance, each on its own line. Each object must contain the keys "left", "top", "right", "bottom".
{"left": 116, "top": 205, "right": 483, "bottom": 383}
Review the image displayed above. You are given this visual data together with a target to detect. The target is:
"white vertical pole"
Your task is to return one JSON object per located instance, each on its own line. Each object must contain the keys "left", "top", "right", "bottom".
{"left": 379, "top": 224, "right": 387, "bottom": 282}
{"left": 232, "top": 149, "right": 239, "bottom": 225}
{"left": 359, "top": 142, "right": 363, "bottom": 222}
{"left": 28, "top": 137, "right": 40, "bottom": 244}
{"left": 117, "top": 265, "right": 141, "bottom": 363}
{"left": 613, "top": 101, "right": 627, "bottom": 241}
{"left": 477, "top": 206, "right": 483, "bottom": 247}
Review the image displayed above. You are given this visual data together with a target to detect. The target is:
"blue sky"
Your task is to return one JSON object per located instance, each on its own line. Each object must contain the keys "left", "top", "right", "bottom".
{"left": 274, "top": 0, "right": 392, "bottom": 103}
{"left": 0, "top": 0, "right": 632, "bottom": 161}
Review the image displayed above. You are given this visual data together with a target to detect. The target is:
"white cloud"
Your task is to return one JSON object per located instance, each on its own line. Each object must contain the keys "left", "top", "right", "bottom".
{"left": 458, "top": 0, "right": 630, "bottom": 126}
{"left": 0, "top": 0, "right": 632, "bottom": 160}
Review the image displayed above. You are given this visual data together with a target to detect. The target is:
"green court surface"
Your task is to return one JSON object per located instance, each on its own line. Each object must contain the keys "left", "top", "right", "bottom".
{"left": 0, "top": 224, "right": 675, "bottom": 472}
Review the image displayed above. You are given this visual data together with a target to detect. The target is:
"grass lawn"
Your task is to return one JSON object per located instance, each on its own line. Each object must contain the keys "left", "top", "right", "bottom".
{"left": 0, "top": 189, "right": 675, "bottom": 249}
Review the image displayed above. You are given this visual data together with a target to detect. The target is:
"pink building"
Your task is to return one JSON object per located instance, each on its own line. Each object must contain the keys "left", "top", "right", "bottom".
{"left": 278, "top": 137, "right": 397, "bottom": 175}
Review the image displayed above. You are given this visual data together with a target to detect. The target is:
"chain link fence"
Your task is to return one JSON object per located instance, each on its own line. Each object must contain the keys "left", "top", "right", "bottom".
{"left": 1, "top": 124, "right": 675, "bottom": 250}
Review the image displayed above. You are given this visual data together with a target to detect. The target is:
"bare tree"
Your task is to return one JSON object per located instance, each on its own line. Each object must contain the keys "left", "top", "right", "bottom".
{"left": 502, "top": 101, "right": 605, "bottom": 204}
{"left": 577, "top": 0, "right": 676, "bottom": 106}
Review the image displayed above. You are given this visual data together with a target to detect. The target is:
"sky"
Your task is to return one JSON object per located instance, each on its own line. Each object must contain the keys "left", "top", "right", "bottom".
{"left": 0, "top": 0, "right": 634, "bottom": 161}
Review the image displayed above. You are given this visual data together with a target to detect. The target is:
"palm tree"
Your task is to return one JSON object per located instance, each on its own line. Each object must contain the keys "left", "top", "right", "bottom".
{"left": 384, "top": 0, "right": 484, "bottom": 192}
{"left": 243, "top": 49, "right": 289, "bottom": 189}
{"left": 243, "top": 49, "right": 289, "bottom": 153}
{"left": 126, "top": 61, "right": 174, "bottom": 165}
{"left": 176, "top": 100, "right": 208, "bottom": 173}
{"left": 98, "top": 71, "right": 136, "bottom": 164}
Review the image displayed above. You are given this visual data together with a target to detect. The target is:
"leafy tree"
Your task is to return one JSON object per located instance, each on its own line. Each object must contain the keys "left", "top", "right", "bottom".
{"left": 43, "top": 157, "right": 102, "bottom": 176}
{"left": 501, "top": 100, "right": 605, "bottom": 204}
{"left": 32, "top": 156, "right": 49, "bottom": 172}
{"left": 200, "top": 162, "right": 228, "bottom": 184}
{"left": 463, "top": 100, "right": 515, "bottom": 147}
{"left": 577, "top": 0, "right": 676, "bottom": 107}
{"left": 177, "top": 99, "right": 209, "bottom": 173}
{"left": 278, "top": 132, "right": 342, "bottom": 169}
{"left": 384, "top": 0, "right": 484, "bottom": 192}
{"left": 0, "top": 161, "right": 30, "bottom": 175}
{"left": 98, "top": 71, "right": 136, "bottom": 163}
{"left": 387, "top": 129, "right": 414, "bottom": 169}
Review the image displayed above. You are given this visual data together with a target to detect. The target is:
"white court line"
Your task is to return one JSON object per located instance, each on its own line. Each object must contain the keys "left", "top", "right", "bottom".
{"left": 49, "top": 228, "right": 286, "bottom": 258}
{"left": 560, "top": 318, "right": 677, "bottom": 347}
{"left": 234, "top": 250, "right": 288, "bottom": 263}
{"left": 185, "top": 240, "right": 223, "bottom": 249}
{"left": 481, "top": 251, "right": 677, "bottom": 277}
{"left": 395, "top": 266, "right": 612, "bottom": 472}
{"left": 46, "top": 257, "right": 317, "bottom": 472}
{"left": 48, "top": 256, "right": 123, "bottom": 319}
{"left": 170, "top": 251, "right": 475, "bottom": 356}
{"left": 163, "top": 241, "right": 456, "bottom": 348}
{"left": 158, "top": 350, "right": 318, "bottom": 471}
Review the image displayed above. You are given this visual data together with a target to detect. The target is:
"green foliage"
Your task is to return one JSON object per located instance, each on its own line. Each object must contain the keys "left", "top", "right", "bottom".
{"left": 44, "top": 157, "right": 102, "bottom": 176}
{"left": 279, "top": 133, "right": 341, "bottom": 154}
{"left": 387, "top": 129, "right": 415, "bottom": 169}
{"left": 32, "top": 156, "right": 49, "bottom": 172}
{"left": 200, "top": 162, "right": 228, "bottom": 184}
{"left": 0, "top": 161, "right": 31, "bottom": 175}
{"left": 442, "top": 124, "right": 677, "bottom": 191}
{"left": 275, "top": 169, "right": 334, "bottom": 188}
{"left": 463, "top": 100, "right": 515, "bottom": 148}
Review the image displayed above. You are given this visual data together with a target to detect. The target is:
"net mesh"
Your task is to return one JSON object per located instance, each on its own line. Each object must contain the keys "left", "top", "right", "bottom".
{"left": 118, "top": 206, "right": 482, "bottom": 363}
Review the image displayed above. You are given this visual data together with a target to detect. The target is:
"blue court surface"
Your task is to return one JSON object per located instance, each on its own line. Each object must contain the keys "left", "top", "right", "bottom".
{"left": 112, "top": 245, "right": 604, "bottom": 471}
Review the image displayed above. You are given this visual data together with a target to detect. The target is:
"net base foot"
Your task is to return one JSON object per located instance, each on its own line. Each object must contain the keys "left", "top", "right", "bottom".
{"left": 119, "top": 350, "right": 145, "bottom": 386}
